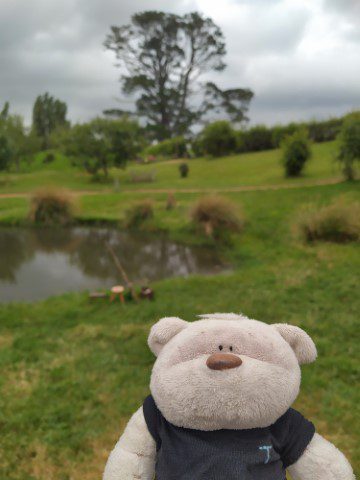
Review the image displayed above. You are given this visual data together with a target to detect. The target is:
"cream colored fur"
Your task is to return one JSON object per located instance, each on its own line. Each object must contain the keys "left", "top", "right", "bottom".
{"left": 150, "top": 315, "right": 304, "bottom": 429}
{"left": 104, "top": 312, "right": 354, "bottom": 479}
{"left": 288, "top": 433, "right": 355, "bottom": 480}
{"left": 103, "top": 407, "right": 156, "bottom": 480}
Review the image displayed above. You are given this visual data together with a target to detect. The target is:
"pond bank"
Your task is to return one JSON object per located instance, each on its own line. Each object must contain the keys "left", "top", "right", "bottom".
{"left": 0, "top": 226, "right": 227, "bottom": 302}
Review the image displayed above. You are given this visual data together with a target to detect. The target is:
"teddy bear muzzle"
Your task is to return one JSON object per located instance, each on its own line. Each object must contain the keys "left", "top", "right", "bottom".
{"left": 206, "top": 353, "right": 243, "bottom": 370}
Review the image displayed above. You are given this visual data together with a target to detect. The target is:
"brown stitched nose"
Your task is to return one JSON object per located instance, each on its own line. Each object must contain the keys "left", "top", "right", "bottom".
{"left": 206, "top": 353, "right": 242, "bottom": 370}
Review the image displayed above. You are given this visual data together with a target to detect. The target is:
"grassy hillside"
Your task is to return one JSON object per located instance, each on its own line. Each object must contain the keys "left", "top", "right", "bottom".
{"left": 0, "top": 142, "right": 359, "bottom": 479}
{"left": 0, "top": 141, "right": 342, "bottom": 195}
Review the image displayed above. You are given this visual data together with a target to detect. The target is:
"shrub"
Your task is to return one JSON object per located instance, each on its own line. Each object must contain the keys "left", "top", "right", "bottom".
{"left": 281, "top": 129, "right": 311, "bottom": 177}
{"left": 145, "top": 136, "right": 188, "bottom": 159}
{"left": 271, "top": 123, "right": 298, "bottom": 148}
{"left": 336, "top": 111, "right": 360, "bottom": 180}
{"left": 179, "top": 162, "right": 189, "bottom": 178}
{"left": 43, "top": 152, "right": 55, "bottom": 164}
{"left": 190, "top": 135, "right": 205, "bottom": 157}
{"left": 308, "top": 118, "right": 343, "bottom": 142}
{"left": 166, "top": 193, "right": 177, "bottom": 210}
{"left": 200, "top": 121, "right": 237, "bottom": 157}
{"left": 294, "top": 199, "right": 360, "bottom": 243}
{"left": 241, "top": 125, "right": 274, "bottom": 152}
{"left": 190, "top": 195, "right": 244, "bottom": 239}
{"left": 0, "top": 133, "right": 12, "bottom": 171}
{"left": 124, "top": 200, "right": 154, "bottom": 228}
{"left": 128, "top": 170, "right": 156, "bottom": 183}
{"left": 29, "top": 189, "right": 75, "bottom": 225}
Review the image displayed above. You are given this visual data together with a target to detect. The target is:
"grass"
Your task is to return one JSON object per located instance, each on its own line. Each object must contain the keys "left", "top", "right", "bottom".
{"left": 0, "top": 142, "right": 359, "bottom": 479}
{"left": 0, "top": 141, "right": 342, "bottom": 194}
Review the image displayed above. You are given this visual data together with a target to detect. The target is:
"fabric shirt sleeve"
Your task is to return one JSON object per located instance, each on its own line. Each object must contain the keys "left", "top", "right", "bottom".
{"left": 142, "top": 394, "right": 161, "bottom": 449}
{"left": 270, "top": 408, "right": 315, "bottom": 468}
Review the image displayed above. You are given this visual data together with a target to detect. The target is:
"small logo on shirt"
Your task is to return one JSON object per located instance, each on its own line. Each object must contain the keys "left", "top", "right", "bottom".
{"left": 259, "top": 445, "right": 272, "bottom": 464}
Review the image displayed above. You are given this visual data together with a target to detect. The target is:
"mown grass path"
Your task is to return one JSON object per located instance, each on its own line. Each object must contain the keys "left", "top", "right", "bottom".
{"left": 0, "top": 176, "right": 343, "bottom": 198}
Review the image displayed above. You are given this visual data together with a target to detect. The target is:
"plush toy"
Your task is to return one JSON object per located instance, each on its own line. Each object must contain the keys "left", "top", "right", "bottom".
{"left": 103, "top": 313, "right": 355, "bottom": 479}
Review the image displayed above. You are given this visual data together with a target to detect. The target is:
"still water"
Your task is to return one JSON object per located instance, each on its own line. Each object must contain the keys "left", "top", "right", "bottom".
{"left": 0, "top": 227, "right": 225, "bottom": 302}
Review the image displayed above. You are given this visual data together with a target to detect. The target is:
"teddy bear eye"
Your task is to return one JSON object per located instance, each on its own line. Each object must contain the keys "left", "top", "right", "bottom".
{"left": 218, "top": 345, "right": 223, "bottom": 351}
{"left": 230, "top": 346, "right": 233, "bottom": 352}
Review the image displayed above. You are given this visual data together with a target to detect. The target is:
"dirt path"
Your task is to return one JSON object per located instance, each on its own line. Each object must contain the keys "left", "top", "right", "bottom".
{"left": 0, "top": 177, "right": 344, "bottom": 199}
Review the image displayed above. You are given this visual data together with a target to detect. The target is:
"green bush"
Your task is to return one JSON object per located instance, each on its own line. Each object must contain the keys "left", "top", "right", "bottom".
{"left": 128, "top": 170, "right": 156, "bottom": 183}
{"left": 29, "top": 189, "right": 75, "bottom": 225}
{"left": 0, "top": 133, "right": 12, "bottom": 171}
{"left": 179, "top": 162, "right": 189, "bottom": 178}
{"left": 43, "top": 152, "right": 55, "bottom": 164}
{"left": 166, "top": 193, "right": 177, "bottom": 210}
{"left": 272, "top": 118, "right": 343, "bottom": 148}
{"left": 294, "top": 198, "right": 360, "bottom": 243}
{"left": 307, "top": 118, "right": 343, "bottom": 143}
{"left": 336, "top": 111, "right": 360, "bottom": 180}
{"left": 271, "top": 123, "right": 298, "bottom": 148}
{"left": 190, "top": 195, "right": 244, "bottom": 239}
{"left": 124, "top": 200, "right": 154, "bottom": 228}
{"left": 190, "top": 135, "right": 205, "bottom": 157}
{"left": 200, "top": 121, "right": 237, "bottom": 157}
{"left": 145, "top": 136, "right": 188, "bottom": 160}
{"left": 240, "top": 125, "right": 274, "bottom": 152}
{"left": 281, "top": 129, "right": 311, "bottom": 177}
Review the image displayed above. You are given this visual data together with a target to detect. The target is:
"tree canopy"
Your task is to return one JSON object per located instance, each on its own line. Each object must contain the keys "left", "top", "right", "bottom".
{"left": 0, "top": 102, "right": 40, "bottom": 170}
{"left": 337, "top": 111, "right": 360, "bottom": 180}
{"left": 64, "top": 117, "right": 144, "bottom": 178}
{"left": 105, "top": 11, "right": 253, "bottom": 140}
{"left": 32, "top": 93, "right": 69, "bottom": 149}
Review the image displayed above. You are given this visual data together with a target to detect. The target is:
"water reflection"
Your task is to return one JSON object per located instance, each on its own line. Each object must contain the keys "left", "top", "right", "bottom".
{"left": 0, "top": 227, "right": 225, "bottom": 302}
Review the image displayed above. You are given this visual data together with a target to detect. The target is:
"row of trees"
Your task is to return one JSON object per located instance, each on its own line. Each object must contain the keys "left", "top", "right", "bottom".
{"left": 1, "top": 97, "right": 358, "bottom": 180}
{"left": 192, "top": 118, "right": 343, "bottom": 157}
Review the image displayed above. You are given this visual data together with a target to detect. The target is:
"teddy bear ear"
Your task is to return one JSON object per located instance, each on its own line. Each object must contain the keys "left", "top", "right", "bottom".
{"left": 148, "top": 317, "right": 189, "bottom": 356}
{"left": 272, "top": 324, "right": 317, "bottom": 365}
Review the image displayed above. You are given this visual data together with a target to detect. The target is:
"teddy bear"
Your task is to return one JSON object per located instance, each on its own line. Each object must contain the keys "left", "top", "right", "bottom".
{"left": 103, "top": 313, "right": 355, "bottom": 479}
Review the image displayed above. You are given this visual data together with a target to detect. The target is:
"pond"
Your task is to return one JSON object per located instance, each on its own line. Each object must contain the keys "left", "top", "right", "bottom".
{"left": 0, "top": 227, "right": 226, "bottom": 302}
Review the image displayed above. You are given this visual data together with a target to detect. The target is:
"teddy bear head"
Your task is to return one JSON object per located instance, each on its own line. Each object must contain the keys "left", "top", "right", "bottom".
{"left": 148, "top": 313, "right": 317, "bottom": 431}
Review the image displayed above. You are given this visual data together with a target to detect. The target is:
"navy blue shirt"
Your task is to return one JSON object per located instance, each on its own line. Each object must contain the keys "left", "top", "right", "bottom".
{"left": 143, "top": 395, "right": 315, "bottom": 480}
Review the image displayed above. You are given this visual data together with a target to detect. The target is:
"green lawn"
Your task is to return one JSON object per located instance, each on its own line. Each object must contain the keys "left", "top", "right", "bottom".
{"left": 0, "top": 144, "right": 359, "bottom": 479}
{"left": 0, "top": 141, "right": 342, "bottom": 195}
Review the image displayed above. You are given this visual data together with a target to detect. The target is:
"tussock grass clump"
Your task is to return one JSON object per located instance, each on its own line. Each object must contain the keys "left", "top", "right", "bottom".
{"left": 125, "top": 199, "right": 154, "bottom": 228}
{"left": 294, "top": 198, "right": 360, "bottom": 243}
{"left": 128, "top": 170, "right": 156, "bottom": 183}
{"left": 166, "top": 193, "right": 177, "bottom": 210}
{"left": 190, "top": 195, "right": 244, "bottom": 239}
{"left": 29, "top": 189, "right": 75, "bottom": 225}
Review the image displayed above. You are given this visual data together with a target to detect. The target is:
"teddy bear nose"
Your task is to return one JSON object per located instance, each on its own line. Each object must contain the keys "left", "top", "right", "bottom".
{"left": 206, "top": 353, "right": 242, "bottom": 370}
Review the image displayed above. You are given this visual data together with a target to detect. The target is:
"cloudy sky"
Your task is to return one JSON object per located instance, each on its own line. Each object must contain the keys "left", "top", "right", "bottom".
{"left": 1, "top": 0, "right": 359, "bottom": 126}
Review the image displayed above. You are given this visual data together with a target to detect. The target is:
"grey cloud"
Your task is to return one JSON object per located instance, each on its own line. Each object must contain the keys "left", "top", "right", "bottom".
{"left": 0, "top": 0, "right": 196, "bottom": 122}
{"left": 0, "top": 0, "right": 359, "bottom": 126}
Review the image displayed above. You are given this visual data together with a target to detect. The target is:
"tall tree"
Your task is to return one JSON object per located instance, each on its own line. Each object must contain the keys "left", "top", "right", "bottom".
{"left": 105, "top": 11, "right": 253, "bottom": 140}
{"left": 32, "top": 93, "right": 68, "bottom": 149}
{"left": 0, "top": 104, "right": 40, "bottom": 171}
{"left": 0, "top": 102, "right": 10, "bottom": 120}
